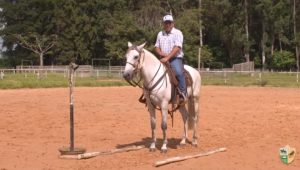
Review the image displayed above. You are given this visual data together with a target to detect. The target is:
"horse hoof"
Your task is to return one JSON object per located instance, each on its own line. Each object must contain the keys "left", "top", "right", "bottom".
{"left": 192, "top": 142, "right": 198, "bottom": 147}
{"left": 161, "top": 149, "right": 167, "bottom": 154}
{"left": 149, "top": 148, "right": 156, "bottom": 152}
{"left": 179, "top": 142, "right": 186, "bottom": 147}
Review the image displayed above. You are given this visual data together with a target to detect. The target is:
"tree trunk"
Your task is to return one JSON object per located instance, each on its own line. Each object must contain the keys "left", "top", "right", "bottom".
{"left": 293, "top": 0, "right": 299, "bottom": 71}
{"left": 244, "top": 0, "right": 250, "bottom": 62}
{"left": 198, "top": 0, "right": 203, "bottom": 70}
{"left": 271, "top": 35, "right": 274, "bottom": 56}
{"left": 261, "top": 43, "right": 265, "bottom": 71}
{"left": 261, "top": 23, "right": 266, "bottom": 71}
{"left": 279, "top": 39, "right": 282, "bottom": 53}
{"left": 40, "top": 53, "right": 44, "bottom": 68}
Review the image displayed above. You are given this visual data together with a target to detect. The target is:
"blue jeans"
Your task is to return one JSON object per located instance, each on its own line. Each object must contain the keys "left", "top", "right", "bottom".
{"left": 169, "top": 58, "right": 187, "bottom": 96}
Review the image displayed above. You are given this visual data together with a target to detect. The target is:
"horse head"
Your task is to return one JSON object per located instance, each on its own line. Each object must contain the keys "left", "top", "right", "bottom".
{"left": 123, "top": 42, "right": 146, "bottom": 81}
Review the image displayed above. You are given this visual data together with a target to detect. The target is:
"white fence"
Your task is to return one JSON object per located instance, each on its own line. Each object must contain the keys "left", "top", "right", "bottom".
{"left": 1, "top": 66, "right": 300, "bottom": 86}
{"left": 233, "top": 62, "right": 254, "bottom": 71}
{"left": 200, "top": 70, "right": 300, "bottom": 86}
{"left": 0, "top": 65, "right": 125, "bottom": 78}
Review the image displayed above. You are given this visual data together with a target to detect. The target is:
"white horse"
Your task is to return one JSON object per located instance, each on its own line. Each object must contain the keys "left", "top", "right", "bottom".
{"left": 123, "top": 42, "right": 201, "bottom": 153}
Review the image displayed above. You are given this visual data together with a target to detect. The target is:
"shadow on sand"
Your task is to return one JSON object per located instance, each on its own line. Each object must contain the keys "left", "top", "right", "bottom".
{"left": 116, "top": 137, "right": 183, "bottom": 150}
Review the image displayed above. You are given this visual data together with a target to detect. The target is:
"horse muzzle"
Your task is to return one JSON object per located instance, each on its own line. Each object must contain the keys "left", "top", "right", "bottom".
{"left": 123, "top": 71, "right": 133, "bottom": 81}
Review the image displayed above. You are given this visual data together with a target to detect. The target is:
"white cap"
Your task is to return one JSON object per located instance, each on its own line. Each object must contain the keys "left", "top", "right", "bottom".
{"left": 163, "top": 15, "right": 174, "bottom": 22}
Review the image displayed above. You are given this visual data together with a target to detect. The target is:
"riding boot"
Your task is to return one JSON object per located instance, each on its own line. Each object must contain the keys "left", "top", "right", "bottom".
{"left": 178, "top": 89, "right": 187, "bottom": 105}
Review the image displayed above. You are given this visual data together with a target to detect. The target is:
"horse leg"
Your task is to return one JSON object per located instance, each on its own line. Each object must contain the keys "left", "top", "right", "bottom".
{"left": 148, "top": 105, "right": 157, "bottom": 152}
{"left": 192, "top": 96, "right": 200, "bottom": 146}
{"left": 179, "top": 106, "right": 189, "bottom": 145}
{"left": 160, "top": 102, "right": 168, "bottom": 153}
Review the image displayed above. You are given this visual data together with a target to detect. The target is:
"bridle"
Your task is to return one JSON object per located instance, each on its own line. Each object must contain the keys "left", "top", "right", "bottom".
{"left": 124, "top": 45, "right": 145, "bottom": 88}
{"left": 124, "top": 46, "right": 167, "bottom": 91}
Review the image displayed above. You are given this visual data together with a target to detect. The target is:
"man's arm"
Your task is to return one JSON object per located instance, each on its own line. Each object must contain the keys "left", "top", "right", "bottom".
{"left": 160, "top": 46, "right": 181, "bottom": 63}
{"left": 166, "top": 46, "right": 181, "bottom": 60}
{"left": 155, "top": 47, "right": 168, "bottom": 58}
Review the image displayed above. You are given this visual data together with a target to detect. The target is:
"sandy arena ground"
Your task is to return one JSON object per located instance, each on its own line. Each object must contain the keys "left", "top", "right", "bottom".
{"left": 0, "top": 86, "right": 300, "bottom": 170}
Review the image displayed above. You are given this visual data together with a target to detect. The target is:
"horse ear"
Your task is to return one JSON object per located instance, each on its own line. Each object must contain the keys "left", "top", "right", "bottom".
{"left": 137, "top": 42, "right": 146, "bottom": 51}
{"left": 128, "top": 42, "right": 133, "bottom": 47}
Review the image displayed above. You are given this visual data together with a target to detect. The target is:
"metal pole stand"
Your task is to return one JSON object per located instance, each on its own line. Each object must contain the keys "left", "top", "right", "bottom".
{"left": 59, "top": 62, "right": 86, "bottom": 155}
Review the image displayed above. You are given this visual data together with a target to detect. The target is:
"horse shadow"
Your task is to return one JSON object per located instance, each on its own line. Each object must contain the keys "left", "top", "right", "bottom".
{"left": 115, "top": 137, "right": 182, "bottom": 150}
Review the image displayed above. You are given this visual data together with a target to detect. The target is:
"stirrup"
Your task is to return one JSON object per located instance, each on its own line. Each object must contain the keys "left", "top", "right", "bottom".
{"left": 178, "top": 93, "right": 187, "bottom": 105}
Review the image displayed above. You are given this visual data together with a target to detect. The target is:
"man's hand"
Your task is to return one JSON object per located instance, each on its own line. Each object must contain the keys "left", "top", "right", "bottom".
{"left": 160, "top": 57, "right": 168, "bottom": 63}
{"left": 159, "top": 52, "right": 168, "bottom": 58}
{"left": 155, "top": 47, "right": 168, "bottom": 58}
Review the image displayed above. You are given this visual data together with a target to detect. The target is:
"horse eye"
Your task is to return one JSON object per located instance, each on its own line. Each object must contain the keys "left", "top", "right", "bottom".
{"left": 134, "top": 56, "right": 139, "bottom": 60}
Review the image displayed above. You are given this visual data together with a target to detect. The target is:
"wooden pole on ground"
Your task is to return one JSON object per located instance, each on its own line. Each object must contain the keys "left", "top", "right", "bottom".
{"left": 154, "top": 147, "right": 227, "bottom": 167}
{"left": 60, "top": 145, "right": 145, "bottom": 159}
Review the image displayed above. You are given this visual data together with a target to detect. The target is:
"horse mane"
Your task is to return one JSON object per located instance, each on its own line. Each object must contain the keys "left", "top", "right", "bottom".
{"left": 142, "top": 49, "right": 160, "bottom": 64}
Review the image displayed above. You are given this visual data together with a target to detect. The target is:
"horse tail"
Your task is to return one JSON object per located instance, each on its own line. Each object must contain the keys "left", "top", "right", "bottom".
{"left": 187, "top": 96, "right": 195, "bottom": 130}
{"left": 187, "top": 69, "right": 201, "bottom": 130}
{"left": 187, "top": 95, "right": 199, "bottom": 130}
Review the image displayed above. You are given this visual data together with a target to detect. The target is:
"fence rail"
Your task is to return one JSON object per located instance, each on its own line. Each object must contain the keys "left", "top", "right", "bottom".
{"left": 0, "top": 66, "right": 125, "bottom": 78}
{"left": 232, "top": 62, "right": 254, "bottom": 71}
{"left": 1, "top": 66, "right": 300, "bottom": 87}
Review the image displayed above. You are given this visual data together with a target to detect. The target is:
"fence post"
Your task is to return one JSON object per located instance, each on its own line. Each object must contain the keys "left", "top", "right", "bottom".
{"left": 224, "top": 71, "right": 227, "bottom": 84}
{"left": 37, "top": 71, "right": 40, "bottom": 79}
{"left": 0, "top": 71, "right": 4, "bottom": 80}
{"left": 259, "top": 72, "right": 262, "bottom": 83}
{"left": 297, "top": 72, "right": 299, "bottom": 83}
{"left": 64, "top": 69, "right": 67, "bottom": 77}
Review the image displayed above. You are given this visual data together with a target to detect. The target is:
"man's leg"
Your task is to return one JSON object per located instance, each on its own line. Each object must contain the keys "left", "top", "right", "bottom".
{"left": 170, "top": 58, "right": 187, "bottom": 97}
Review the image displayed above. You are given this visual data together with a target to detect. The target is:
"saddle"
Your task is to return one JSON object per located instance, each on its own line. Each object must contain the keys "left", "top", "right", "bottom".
{"left": 138, "top": 62, "right": 193, "bottom": 127}
{"left": 163, "top": 62, "right": 193, "bottom": 104}
{"left": 139, "top": 62, "right": 193, "bottom": 104}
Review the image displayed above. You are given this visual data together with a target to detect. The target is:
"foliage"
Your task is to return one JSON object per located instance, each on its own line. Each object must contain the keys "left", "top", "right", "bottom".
{"left": 0, "top": 0, "right": 299, "bottom": 69}
{"left": 271, "top": 50, "right": 296, "bottom": 71}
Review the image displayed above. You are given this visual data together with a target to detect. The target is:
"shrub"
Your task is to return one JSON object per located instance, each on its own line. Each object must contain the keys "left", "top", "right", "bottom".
{"left": 272, "top": 50, "right": 296, "bottom": 71}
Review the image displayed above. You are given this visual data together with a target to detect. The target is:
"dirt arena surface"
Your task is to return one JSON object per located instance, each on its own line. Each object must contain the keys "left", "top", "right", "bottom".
{"left": 0, "top": 86, "right": 300, "bottom": 170}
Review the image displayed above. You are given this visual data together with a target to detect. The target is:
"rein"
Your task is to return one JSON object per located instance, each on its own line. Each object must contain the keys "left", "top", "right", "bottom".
{"left": 144, "top": 63, "right": 166, "bottom": 91}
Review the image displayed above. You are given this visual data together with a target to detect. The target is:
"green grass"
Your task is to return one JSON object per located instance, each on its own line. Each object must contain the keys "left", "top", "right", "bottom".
{"left": 0, "top": 73, "right": 128, "bottom": 89}
{"left": 0, "top": 72, "right": 300, "bottom": 89}
{"left": 202, "top": 72, "right": 300, "bottom": 87}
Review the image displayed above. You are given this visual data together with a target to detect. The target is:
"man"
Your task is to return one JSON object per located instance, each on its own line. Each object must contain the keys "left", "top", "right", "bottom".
{"left": 154, "top": 14, "right": 187, "bottom": 102}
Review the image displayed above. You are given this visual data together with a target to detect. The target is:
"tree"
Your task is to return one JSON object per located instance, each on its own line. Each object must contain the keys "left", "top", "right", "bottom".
{"left": 0, "top": 0, "right": 299, "bottom": 70}
{"left": 198, "top": 0, "right": 203, "bottom": 70}
{"left": 272, "top": 50, "right": 296, "bottom": 70}
{"left": 14, "top": 33, "right": 56, "bottom": 67}
{"left": 0, "top": 0, "right": 58, "bottom": 66}
{"left": 293, "top": 0, "right": 299, "bottom": 71}
{"left": 244, "top": 0, "right": 250, "bottom": 62}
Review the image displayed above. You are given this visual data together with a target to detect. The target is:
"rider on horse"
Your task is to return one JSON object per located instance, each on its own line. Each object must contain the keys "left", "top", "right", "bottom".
{"left": 154, "top": 14, "right": 187, "bottom": 103}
